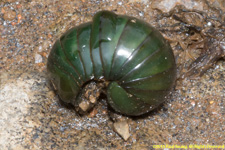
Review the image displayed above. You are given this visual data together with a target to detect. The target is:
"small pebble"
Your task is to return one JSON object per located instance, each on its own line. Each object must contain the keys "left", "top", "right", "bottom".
{"left": 113, "top": 121, "right": 130, "bottom": 141}
{"left": 3, "top": 9, "right": 16, "bottom": 21}
{"left": 139, "top": 11, "right": 144, "bottom": 16}
{"left": 118, "top": 1, "right": 122, "bottom": 5}
{"left": 79, "top": 101, "right": 90, "bottom": 112}
{"left": 34, "top": 53, "right": 43, "bottom": 64}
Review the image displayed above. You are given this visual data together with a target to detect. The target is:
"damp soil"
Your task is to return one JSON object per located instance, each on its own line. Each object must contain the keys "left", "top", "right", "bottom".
{"left": 0, "top": 0, "right": 224, "bottom": 149}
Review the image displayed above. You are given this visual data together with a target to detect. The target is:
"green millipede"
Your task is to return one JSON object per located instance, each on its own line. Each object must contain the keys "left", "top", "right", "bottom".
{"left": 47, "top": 10, "right": 176, "bottom": 116}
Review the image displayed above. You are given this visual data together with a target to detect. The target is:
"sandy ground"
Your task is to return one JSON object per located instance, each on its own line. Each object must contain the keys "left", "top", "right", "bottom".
{"left": 0, "top": 0, "right": 224, "bottom": 149}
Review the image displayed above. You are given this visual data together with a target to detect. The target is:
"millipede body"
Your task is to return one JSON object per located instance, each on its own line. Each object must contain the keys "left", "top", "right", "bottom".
{"left": 47, "top": 10, "right": 176, "bottom": 116}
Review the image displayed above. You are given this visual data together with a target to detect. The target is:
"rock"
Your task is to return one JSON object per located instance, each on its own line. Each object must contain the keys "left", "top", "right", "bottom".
{"left": 3, "top": 9, "right": 16, "bottom": 21}
{"left": 113, "top": 121, "right": 130, "bottom": 141}
{"left": 78, "top": 101, "right": 90, "bottom": 112}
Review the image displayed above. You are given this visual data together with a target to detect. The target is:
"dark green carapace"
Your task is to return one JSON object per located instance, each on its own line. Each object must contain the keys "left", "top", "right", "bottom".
{"left": 47, "top": 11, "right": 176, "bottom": 116}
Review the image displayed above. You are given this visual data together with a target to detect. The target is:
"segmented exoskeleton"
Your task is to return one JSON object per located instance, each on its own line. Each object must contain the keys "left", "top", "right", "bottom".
{"left": 47, "top": 11, "right": 176, "bottom": 116}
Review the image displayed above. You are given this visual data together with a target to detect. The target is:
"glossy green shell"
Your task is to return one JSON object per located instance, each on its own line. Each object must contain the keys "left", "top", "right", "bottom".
{"left": 47, "top": 11, "right": 176, "bottom": 116}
